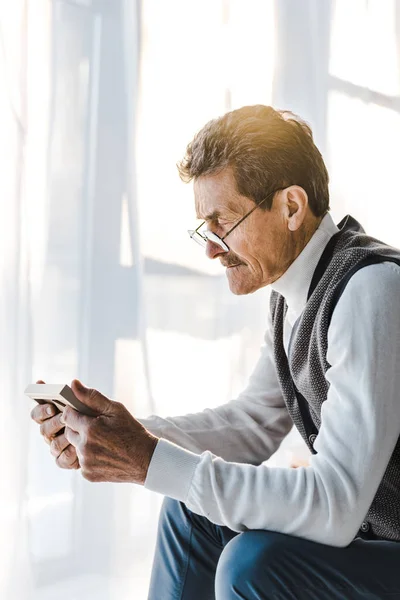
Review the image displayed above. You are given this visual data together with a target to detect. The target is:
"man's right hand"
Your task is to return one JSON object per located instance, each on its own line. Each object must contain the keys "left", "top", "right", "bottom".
{"left": 30, "top": 379, "right": 80, "bottom": 470}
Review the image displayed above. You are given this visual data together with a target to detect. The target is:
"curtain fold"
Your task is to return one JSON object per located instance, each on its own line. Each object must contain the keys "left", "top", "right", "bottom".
{"left": 0, "top": 1, "right": 35, "bottom": 597}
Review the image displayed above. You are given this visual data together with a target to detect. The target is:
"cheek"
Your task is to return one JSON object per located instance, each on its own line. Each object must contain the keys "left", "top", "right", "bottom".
{"left": 244, "top": 245, "right": 280, "bottom": 282}
{"left": 244, "top": 248, "right": 271, "bottom": 273}
{"left": 230, "top": 226, "right": 282, "bottom": 273}
{"left": 229, "top": 237, "right": 256, "bottom": 267}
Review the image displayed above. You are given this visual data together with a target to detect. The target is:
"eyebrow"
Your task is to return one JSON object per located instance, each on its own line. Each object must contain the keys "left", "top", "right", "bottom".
{"left": 196, "top": 209, "right": 222, "bottom": 221}
{"left": 196, "top": 204, "right": 239, "bottom": 222}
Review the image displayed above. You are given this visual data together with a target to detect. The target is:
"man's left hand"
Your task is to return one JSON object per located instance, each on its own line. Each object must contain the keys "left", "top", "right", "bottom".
{"left": 58, "top": 379, "right": 159, "bottom": 485}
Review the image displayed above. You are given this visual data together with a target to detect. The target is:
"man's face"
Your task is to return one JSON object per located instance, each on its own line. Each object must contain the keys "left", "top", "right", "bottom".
{"left": 194, "top": 168, "right": 307, "bottom": 295}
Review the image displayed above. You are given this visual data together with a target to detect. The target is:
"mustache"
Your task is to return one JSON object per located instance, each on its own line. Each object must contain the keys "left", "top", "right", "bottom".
{"left": 220, "top": 256, "right": 244, "bottom": 268}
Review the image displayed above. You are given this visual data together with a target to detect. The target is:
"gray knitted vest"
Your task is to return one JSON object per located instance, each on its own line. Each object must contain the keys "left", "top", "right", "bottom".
{"left": 270, "top": 214, "right": 400, "bottom": 542}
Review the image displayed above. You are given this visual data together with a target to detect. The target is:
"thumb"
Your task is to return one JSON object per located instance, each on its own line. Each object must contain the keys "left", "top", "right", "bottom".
{"left": 71, "top": 379, "right": 114, "bottom": 415}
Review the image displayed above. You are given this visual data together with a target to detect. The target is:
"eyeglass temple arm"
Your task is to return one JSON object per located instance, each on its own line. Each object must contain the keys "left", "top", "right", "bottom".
{"left": 221, "top": 189, "right": 284, "bottom": 242}
{"left": 194, "top": 221, "right": 206, "bottom": 234}
{"left": 221, "top": 204, "right": 259, "bottom": 241}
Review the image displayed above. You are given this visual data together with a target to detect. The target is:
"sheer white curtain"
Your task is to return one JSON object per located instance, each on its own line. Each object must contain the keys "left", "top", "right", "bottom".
{"left": 1, "top": 1, "right": 400, "bottom": 599}
{"left": 1, "top": 1, "right": 152, "bottom": 598}
{"left": 273, "top": 0, "right": 400, "bottom": 245}
{"left": 0, "top": 1, "right": 51, "bottom": 597}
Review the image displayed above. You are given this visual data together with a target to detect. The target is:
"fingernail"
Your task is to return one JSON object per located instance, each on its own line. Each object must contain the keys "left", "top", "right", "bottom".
{"left": 46, "top": 406, "right": 53, "bottom": 415}
{"left": 60, "top": 413, "right": 65, "bottom": 424}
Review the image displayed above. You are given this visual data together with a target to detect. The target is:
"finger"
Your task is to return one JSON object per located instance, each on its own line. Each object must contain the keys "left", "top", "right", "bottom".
{"left": 40, "top": 413, "right": 65, "bottom": 439}
{"left": 71, "top": 379, "right": 113, "bottom": 415}
{"left": 50, "top": 432, "right": 70, "bottom": 458}
{"left": 36, "top": 379, "right": 45, "bottom": 384}
{"left": 50, "top": 432, "right": 69, "bottom": 458}
{"left": 55, "top": 445, "right": 80, "bottom": 470}
{"left": 31, "top": 402, "right": 59, "bottom": 423}
{"left": 64, "top": 425, "right": 80, "bottom": 447}
{"left": 61, "top": 405, "right": 91, "bottom": 434}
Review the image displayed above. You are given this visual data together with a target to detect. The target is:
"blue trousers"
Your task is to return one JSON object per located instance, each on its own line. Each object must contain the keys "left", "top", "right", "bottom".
{"left": 148, "top": 497, "right": 400, "bottom": 599}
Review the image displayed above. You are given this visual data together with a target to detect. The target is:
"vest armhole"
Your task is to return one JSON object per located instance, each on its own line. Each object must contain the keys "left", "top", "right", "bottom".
{"left": 327, "top": 256, "right": 400, "bottom": 329}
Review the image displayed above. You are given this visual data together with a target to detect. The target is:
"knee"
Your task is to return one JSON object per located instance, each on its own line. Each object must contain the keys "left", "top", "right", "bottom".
{"left": 215, "top": 530, "right": 298, "bottom": 598}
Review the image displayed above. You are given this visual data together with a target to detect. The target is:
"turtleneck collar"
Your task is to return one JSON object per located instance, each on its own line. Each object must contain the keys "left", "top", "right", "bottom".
{"left": 270, "top": 212, "right": 339, "bottom": 315}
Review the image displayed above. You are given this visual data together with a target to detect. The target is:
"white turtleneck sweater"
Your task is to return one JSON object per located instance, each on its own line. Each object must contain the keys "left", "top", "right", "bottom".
{"left": 139, "top": 212, "right": 400, "bottom": 547}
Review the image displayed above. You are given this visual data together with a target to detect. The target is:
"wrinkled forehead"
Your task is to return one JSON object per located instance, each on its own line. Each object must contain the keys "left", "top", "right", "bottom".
{"left": 194, "top": 170, "right": 243, "bottom": 220}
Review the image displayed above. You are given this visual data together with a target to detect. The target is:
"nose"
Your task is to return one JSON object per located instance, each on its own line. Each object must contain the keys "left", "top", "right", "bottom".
{"left": 205, "top": 239, "right": 228, "bottom": 260}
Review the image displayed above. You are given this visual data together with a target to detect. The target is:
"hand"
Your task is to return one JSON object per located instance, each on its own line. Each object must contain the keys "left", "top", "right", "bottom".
{"left": 61, "top": 379, "right": 159, "bottom": 484}
{"left": 30, "top": 379, "right": 80, "bottom": 470}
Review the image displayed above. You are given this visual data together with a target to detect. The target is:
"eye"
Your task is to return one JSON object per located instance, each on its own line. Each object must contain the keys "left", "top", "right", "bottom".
{"left": 214, "top": 221, "right": 228, "bottom": 234}
{"left": 207, "top": 218, "right": 223, "bottom": 230}
{"left": 216, "top": 218, "right": 230, "bottom": 228}
{"left": 207, "top": 216, "right": 230, "bottom": 233}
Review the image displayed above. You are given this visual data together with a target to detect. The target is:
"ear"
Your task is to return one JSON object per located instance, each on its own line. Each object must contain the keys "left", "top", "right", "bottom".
{"left": 284, "top": 186, "right": 308, "bottom": 232}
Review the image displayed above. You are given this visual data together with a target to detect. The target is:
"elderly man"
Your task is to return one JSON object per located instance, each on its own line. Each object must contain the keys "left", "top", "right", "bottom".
{"left": 31, "top": 105, "right": 400, "bottom": 599}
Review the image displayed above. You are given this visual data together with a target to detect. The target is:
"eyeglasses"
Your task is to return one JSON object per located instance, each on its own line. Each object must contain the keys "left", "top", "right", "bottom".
{"left": 188, "top": 187, "right": 285, "bottom": 252}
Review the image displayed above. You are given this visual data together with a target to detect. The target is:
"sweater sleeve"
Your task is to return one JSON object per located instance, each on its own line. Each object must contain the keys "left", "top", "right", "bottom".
{"left": 138, "top": 313, "right": 292, "bottom": 465}
{"left": 144, "top": 262, "right": 400, "bottom": 547}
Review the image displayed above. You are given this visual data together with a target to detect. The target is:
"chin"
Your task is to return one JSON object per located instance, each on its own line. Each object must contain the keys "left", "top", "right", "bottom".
{"left": 227, "top": 270, "right": 260, "bottom": 295}
{"left": 229, "top": 284, "right": 258, "bottom": 295}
